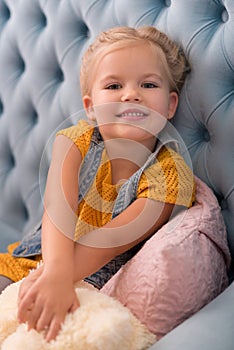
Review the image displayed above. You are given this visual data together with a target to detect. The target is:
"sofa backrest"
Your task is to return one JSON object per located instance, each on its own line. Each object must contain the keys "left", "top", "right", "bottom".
{"left": 0, "top": 0, "right": 233, "bottom": 269}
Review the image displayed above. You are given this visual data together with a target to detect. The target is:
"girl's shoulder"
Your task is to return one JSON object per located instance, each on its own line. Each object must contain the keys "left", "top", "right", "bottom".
{"left": 156, "top": 145, "right": 192, "bottom": 174}
{"left": 56, "top": 119, "right": 94, "bottom": 158}
{"left": 141, "top": 145, "right": 196, "bottom": 207}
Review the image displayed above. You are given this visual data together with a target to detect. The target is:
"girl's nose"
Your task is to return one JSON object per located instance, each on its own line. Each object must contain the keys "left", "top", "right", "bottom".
{"left": 121, "top": 88, "right": 141, "bottom": 102}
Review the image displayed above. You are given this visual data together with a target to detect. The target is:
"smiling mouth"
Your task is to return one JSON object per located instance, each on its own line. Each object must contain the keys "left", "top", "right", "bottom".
{"left": 115, "top": 109, "right": 149, "bottom": 121}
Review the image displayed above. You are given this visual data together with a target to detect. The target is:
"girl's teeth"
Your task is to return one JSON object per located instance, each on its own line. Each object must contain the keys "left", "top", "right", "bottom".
{"left": 122, "top": 112, "right": 144, "bottom": 117}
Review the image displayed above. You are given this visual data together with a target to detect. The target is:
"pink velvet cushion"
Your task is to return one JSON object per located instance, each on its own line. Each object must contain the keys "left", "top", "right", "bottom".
{"left": 101, "top": 177, "right": 231, "bottom": 339}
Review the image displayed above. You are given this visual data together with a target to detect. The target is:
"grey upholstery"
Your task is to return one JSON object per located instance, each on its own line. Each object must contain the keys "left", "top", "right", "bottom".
{"left": 0, "top": 1, "right": 233, "bottom": 349}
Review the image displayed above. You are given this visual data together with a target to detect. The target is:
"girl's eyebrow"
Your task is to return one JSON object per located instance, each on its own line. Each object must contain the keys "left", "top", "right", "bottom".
{"left": 100, "top": 75, "right": 120, "bottom": 83}
{"left": 99, "top": 73, "right": 164, "bottom": 84}
{"left": 142, "top": 73, "right": 163, "bottom": 82}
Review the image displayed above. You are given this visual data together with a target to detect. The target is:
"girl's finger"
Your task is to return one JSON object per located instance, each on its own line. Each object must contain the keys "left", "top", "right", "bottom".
{"left": 18, "top": 282, "right": 33, "bottom": 304}
{"left": 18, "top": 271, "right": 39, "bottom": 302}
{"left": 46, "top": 316, "right": 63, "bottom": 342}
{"left": 36, "top": 306, "right": 53, "bottom": 333}
{"left": 18, "top": 295, "right": 35, "bottom": 323}
{"left": 26, "top": 298, "right": 44, "bottom": 331}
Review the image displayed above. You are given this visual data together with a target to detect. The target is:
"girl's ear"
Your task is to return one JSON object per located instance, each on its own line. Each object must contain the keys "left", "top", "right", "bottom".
{"left": 83, "top": 95, "right": 96, "bottom": 121}
{"left": 167, "top": 92, "right": 179, "bottom": 120}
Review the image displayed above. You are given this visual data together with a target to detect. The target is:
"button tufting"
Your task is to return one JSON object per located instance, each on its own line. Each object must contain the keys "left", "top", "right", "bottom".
{"left": 31, "top": 109, "right": 38, "bottom": 125}
{"left": 203, "top": 129, "right": 210, "bottom": 142}
{"left": 1, "top": 1, "right": 10, "bottom": 23}
{"left": 221, "top": 9, "right": 229, "bottom": 23}
{"left": 8, "top": 152, "right": 15, "bottom": 169}
{"left": 220, "top": 199, "right": 228, "bottom": 210}
{"left": 17, "top": 54, "right": 26, "bottom": 76}
{"left": 165, "top": 0, "right": 171, "bottom": 7}
{"left": 39, "top": 10, "right": 47, "bottom": 28}
{"left": 22, "top": 204, "right": 29, "bottom": 221}
{"left": 56, "top": 67, "right": 64, "bottom": 83}
{"left": 0, "top": 99, "right": 3, "bottom": 116}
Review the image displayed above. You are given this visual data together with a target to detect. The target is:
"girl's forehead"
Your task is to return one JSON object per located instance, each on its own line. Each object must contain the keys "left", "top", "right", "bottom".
{"left": 95, "top": 43, "right": 166, "bottom": 76}
{"left": 95, "top": 43, "right": 164, "bottom": 73}
{"left": 101, "top": 41, "right": 161, "bottom": 59}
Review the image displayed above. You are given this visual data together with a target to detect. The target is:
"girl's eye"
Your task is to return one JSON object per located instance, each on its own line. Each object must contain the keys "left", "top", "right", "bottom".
{"left": 142, "top": 82, "right": 158, "bottom": 88}
{"left": 105, "top": 83, "right": 122, "bottom": 90}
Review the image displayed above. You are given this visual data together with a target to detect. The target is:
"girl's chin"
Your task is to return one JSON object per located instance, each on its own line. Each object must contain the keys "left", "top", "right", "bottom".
{"left": 100, "top": 125, "right": 155, "bottom": 144}
{"left": 97, "top": 112, "right": 167, "bottom": 138}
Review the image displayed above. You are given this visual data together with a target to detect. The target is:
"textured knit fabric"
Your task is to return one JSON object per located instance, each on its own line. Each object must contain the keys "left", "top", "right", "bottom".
{"left": 0, "top": 120, "right": 195, "bottom": 282}
{"left": 138, "top": 147, "right": 195, "bottom": 207}
{"left": 58, "top": 120, "right": 195, "bottom": 240}
{"left": 0, "top": 243, "right": 41, "bottom": 282}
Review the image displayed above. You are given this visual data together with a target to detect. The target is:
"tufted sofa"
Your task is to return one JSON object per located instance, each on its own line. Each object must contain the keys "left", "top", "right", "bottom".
{"left": 0, "top": 0, "right": 234, "bottom": 349}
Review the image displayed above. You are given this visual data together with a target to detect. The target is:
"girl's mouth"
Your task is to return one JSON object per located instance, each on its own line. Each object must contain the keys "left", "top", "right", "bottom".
{"left": 115, "top": 109, "right": 149, "bottom": 121}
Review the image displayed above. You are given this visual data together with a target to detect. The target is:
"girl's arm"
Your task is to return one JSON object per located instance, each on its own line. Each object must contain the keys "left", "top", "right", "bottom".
{"left": 18, "top": 135, "right": 82, "bottom": 341}
{"left": 42, "top": 134, "right": 81, "bottom": 271}
{"left": 73, "top": 197, "right": 174, "bottom": 282}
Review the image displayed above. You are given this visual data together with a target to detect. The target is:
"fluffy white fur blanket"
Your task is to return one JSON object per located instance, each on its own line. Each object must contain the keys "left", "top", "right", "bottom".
{"left": 0, "top": 280, "right": 156, "bottom": 350}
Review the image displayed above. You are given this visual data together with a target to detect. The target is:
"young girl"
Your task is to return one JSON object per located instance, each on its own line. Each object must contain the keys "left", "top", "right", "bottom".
{"left": 0, "top": 26, "right": 195, "bottom": 341}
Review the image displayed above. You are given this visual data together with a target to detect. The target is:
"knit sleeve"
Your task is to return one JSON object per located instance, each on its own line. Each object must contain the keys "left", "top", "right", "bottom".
{"left": 56, "top": 119, "right": 94, "bottom": 159}
{"left": 137, "top": 146, "right": 196, "bottom": 208}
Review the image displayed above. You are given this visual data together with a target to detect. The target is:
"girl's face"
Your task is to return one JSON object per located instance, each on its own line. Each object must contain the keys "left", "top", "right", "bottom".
{"left": 83, "top": 43, "right": 178, "bottom": 151}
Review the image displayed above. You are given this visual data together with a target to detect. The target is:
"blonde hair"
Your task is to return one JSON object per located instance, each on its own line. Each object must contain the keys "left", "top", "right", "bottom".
{"left": 80, "top": 26, "right": 189, "bottom": 96}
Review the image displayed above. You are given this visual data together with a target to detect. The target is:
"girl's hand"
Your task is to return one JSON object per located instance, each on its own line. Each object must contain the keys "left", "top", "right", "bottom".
{"left": 18, "top": 265, "right": 44, "bottom": 301}
{"left": 17, "top": 267, "right": 79, "bottom": 342}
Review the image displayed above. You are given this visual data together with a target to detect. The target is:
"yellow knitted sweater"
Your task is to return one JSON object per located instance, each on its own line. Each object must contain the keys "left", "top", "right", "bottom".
{"left": 0, "top": 120, "right": 195, "bottom": 281}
